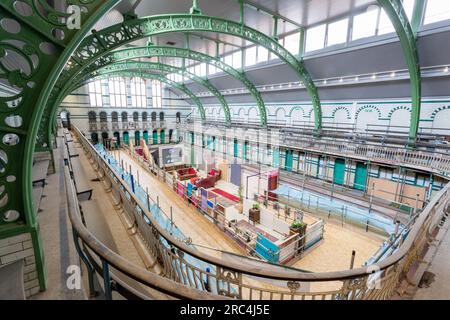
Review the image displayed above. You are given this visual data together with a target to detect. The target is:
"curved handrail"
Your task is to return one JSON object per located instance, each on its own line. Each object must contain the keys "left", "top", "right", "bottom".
{"left": 64, "top": 166, "right": 228, "bottom": 300}
{"left": 72, "top": 126, "right": 450, "bottom": 299}
{"left": 67, "top": 128, "right": 450, "bottom": 299}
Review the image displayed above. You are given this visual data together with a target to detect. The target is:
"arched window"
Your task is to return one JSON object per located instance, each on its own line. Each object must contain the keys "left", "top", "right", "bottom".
{"left": 100, "top": 111, "right": 107, "bottom": 123}
{"left": 176, "top": 112, "right": 181, "bottom": 123}
{"left": 159, "top": 112, "right": 165, "bottom": 121}
{"left": 142, "top": 112, "right": 148, "bottom": 122}
{"left": 151, "top": 112, "right": 157, "bottom": 122}
{"left": 151, "top": 80, "right": 163, "bottom": 108}
{"left": 109, "top": 77, "right": 127, "bottom": 107}
{"left": 88, "top": 80, "right": 103, "bottom": 107}
{"left": 111, "top": 111, "right": 118, "bottom": 123}
{"left": 121, "top": 112, "right": 128, "bottom": 123}
{"left": 88, "top": 111, "right": 97, "bottom": 123}
{"left": 133, "top": 112, "right": 139, "bottom": 122}
{"left": 130, "top": 77, "right": 147, "bottom": 108}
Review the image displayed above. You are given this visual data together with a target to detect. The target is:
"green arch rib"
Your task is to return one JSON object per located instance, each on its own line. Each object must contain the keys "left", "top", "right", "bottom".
{"left": 74, "top": 45, "right": 266, "bottom": 125}
{"left": 377, "top": 0, "right": 421, "bottom": 143}
{"left": 72, "top": 71, "right": 206, "bottom": 121}
{"left": 43, "top": 13, "right": 324, "bottom": 146}
{"left": 61, "top": 61, "right": 226, "bottom": 123}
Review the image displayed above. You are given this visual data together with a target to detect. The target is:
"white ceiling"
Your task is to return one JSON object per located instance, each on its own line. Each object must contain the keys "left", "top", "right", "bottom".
{"left": 127, "top": 0, "right": 378, "bottom": 54}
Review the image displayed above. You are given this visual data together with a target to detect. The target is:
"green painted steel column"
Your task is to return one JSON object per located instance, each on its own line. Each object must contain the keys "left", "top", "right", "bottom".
{"left": 378, "top": 0, "right": 422, "bottom": 144}
{"left": 45, "top": 14, "right": 324, "bottom": 139}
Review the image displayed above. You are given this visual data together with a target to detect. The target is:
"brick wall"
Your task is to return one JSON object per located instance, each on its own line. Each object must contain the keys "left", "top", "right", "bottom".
{"left": 0, "top": 233, "right": 40, "bottom": 298}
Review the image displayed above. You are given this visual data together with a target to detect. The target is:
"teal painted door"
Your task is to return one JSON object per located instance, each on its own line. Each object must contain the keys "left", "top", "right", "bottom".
{"left": 285, "top": 150, "right": 293, "bottom": 172}
{"left": 244, "top": 142, "right": 249, "bottom": 160}
{"left": 160, "top": 130, "right": 165, "bottom": 144}
{"left": 333, "top": 158, "right": 345, "bottom": 185}
{"left": 91, "top": 133, "right": 99, "bottom": 144}
{"left": 354, "top": 162, "right": 367, "bottom": 191}
{"left": 123, "top": 132, "right": 129, "bottom": 145}
{"left": 134, "top": 131, "right": 140, "bottom": 146}
{"left": 114, "top": 132, "right": 120, "bottom": 147}
{"left": 273, "top": 149, "right": 280, "bottom": 168}
{"left": 317, "top": 156, "right": 324, "bottom": 178}
{"left": 233, "top": 139, "right": 238, "bottom": 158}
{"left": 212, "top": 137, "right": 216, "bottom": 151}
{"left": 153, "top": 131, "right": 158, "bottom": 145}
{"left": 191, "top": 146, "right": 195, "bottom": 166}
{"left": 143, "top": 131, "right": 149, "bottom": 144}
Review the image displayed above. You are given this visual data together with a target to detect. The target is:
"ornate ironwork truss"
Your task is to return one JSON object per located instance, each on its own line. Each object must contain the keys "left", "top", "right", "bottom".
{"left": 60, "top": 45, "right": 267, "bottom": 125}
{"left": 0, "top": 0, "right": 423, "bottom": 293}
{"left": 0, "top": 0, "right": 121, "bottom": 291}
{"left": 378, "top": 0, "right": 421, "bottom": 143}
{"left": 41, "top": 13, "right": 324, "bottom": 149}
{"left": 60, "top": 61, "right": 228, "bottom": 125}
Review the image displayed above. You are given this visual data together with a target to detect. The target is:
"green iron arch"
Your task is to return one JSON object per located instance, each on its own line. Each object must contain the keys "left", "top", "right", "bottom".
{"left": 75, "top": 71, "right": 206, "bottom": 121}
{"left": 0, "top": 0, "right": 423, "bottom": 293}
{"left": 0, "top": 0, "right": 121, "bottom": 292}
{"left": 70, "top": 45, "right": 267, "bottom": 125}
{"left": 43, "top": 13, "right": 324, "bottom": 147}
{"left": 378, "top": 0, "right": 421, "bottom": 144}
{"left": 61, "top": 61, "right": 228, "bottom": 123}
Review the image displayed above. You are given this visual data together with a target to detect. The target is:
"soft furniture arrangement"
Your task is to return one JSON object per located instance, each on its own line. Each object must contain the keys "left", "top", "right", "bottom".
{"left": 208, "top": 169, "right": 222, "bottom": 182}
{"left": 177, "top": 167, "right": 197, "bottom": 181}
{"left": 193, "top": 175, "right": 216, "bottom": 189}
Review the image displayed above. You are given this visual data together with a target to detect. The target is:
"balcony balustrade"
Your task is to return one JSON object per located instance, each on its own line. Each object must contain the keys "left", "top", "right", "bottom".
{"left": 88, "top": 122, "right": 98, "bottom": 132}
{"left": 100, "top": 122, "right": 109, "bottom": 131}
{"left": 68, "top": 125, "right": 450, "bottom": 300}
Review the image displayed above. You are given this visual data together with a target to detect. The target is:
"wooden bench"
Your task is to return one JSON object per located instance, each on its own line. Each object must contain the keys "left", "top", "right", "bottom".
{"left": 81, "top": 200, "right": 117, "bottom": 250}
{"left": 0, "top": 259, "right": 26, "bottom": 300}
{"left": 70, "top": 156, "right": 93, "bottom": 201}
{"left": 65, "top": 132, "right": 73, "bottom": 143}
{"left": 63, "top": 144, "right": 70, "bottom": 164}
{"left": 80, "top": 200, "right": 153, "bottom": 299}
{"left": 32, "top": 160, "right": 50, "bottom": 187}
{"left": 33, "top": 186, "right": 44, "bottom": 214}
{"left": 67, "top": 141, "right": 79, "bottom": 158}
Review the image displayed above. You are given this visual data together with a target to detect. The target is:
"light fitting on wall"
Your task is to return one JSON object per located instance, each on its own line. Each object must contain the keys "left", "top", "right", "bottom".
{"left": 390, "top": 72, "right": 396, "bottom": 78}
{"left": 444, "top": 66, "right": 449, "bottom": 73}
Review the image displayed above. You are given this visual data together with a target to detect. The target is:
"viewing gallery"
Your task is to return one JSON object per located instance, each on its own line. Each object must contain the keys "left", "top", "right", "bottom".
{"left": 1, "top": 0, "right": 450, "bottom": 302}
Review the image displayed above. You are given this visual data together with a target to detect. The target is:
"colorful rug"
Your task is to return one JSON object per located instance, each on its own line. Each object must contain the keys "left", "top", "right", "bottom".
{"left": 211, "top": 188, "right": 240, "bottom": 203}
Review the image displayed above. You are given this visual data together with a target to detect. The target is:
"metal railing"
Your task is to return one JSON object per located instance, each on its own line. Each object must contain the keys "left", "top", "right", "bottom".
{"left": 68, "top": 126, "right": 450, "bottom": 300}
{"left": 121, "top": 148, "right": 325, "bottom": 265}
{"left": 184, "top": 123, "right": 450, "bottom": 178}
{"left": 64, "top": 166, "right": 226, "bottom": 300}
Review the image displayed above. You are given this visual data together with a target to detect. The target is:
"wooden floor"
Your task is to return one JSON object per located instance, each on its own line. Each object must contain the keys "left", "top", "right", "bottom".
{"left": 29, "top": 137, "right": 389, "bottom": 299}
{"left": 118, "top": 150, "right": 384, "bottom": 273}
{"left": 117, "top": 150, "right": 246, "bottom": 258}
{"left": 292, "top": 220, "right": 383, "bottom": 272}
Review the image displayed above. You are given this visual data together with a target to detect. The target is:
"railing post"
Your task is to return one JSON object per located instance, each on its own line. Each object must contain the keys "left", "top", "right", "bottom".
{"left": 349, "top": 250, "right": 356, "bottom": 270}
{"left": 101, "top": 259, "right": 113, "bottom": 300}
{"left": 72, "top": 228, "right": 98, "bottom": 298}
